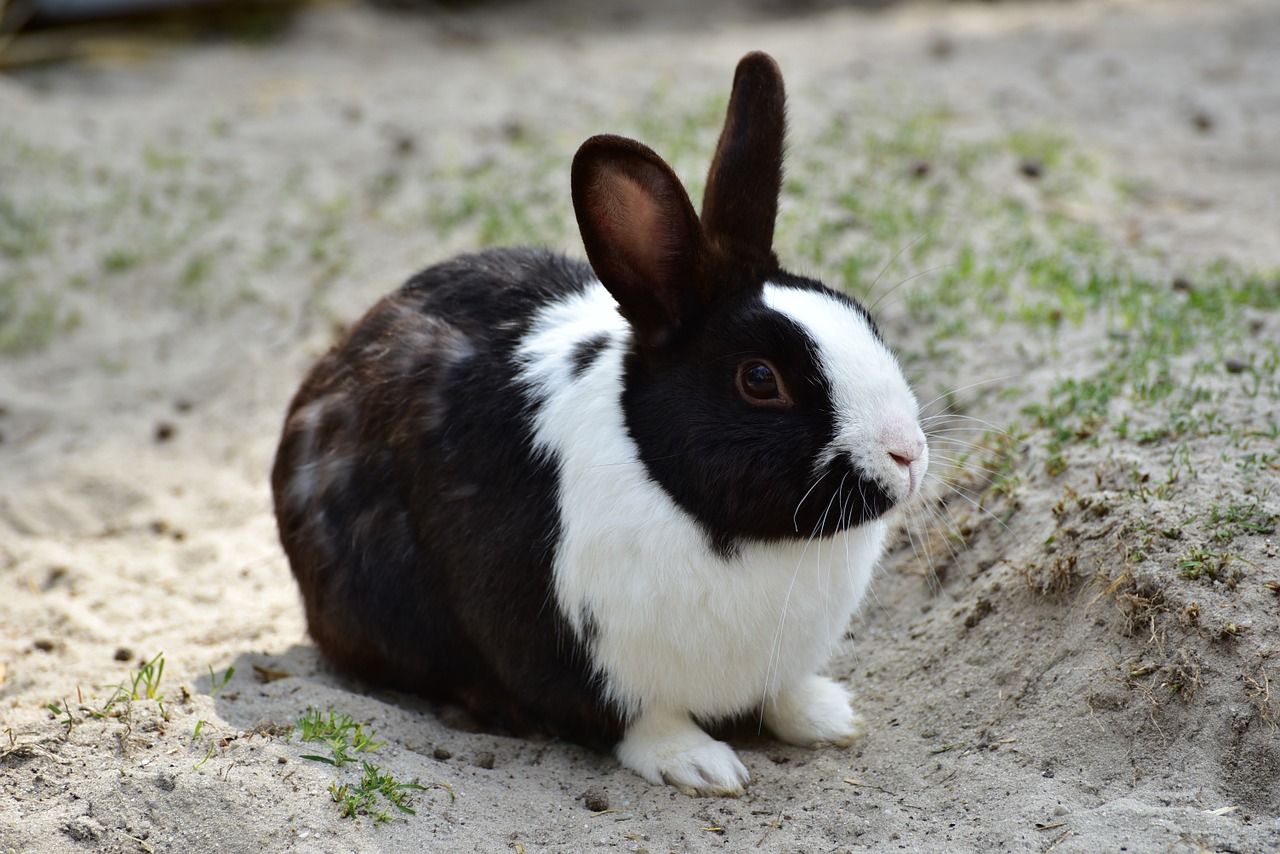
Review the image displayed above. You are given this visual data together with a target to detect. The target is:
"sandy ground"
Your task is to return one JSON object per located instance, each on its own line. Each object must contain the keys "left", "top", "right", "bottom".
{"left": 2, "top": 0, "right": 1279, "bottom": 851}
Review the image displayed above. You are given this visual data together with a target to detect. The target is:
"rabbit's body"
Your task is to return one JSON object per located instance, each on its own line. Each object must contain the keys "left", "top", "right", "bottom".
{"left": 273, "top": 53, "right": 927, "bottom": 796}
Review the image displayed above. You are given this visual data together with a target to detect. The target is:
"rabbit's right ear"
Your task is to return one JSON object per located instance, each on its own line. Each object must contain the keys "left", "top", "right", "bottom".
{"left": 701, "top": 51, "right": 786, "bottom": 265}
{"left": 572, "top": 135, "right": 706, "bottom": 349}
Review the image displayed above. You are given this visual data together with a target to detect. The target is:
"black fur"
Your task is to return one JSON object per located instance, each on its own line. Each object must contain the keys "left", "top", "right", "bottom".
{"left": 273, "top": 248, "right": 623, "bottom": 746}
{"left": 568, "top": 334, "right": 611, "bottom": 378}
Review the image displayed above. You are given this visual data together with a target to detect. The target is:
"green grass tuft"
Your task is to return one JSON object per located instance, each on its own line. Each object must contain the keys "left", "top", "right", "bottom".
{"left": 295, "top": 707, "right": 385, "bottom": 767}
{"left": 294, "top": 707, "right": 449, "bottom": 824}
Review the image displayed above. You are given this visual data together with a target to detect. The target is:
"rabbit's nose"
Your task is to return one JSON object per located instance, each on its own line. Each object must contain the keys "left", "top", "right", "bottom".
{"left": 880, "top": 416, "right": 926, "bottom": 463}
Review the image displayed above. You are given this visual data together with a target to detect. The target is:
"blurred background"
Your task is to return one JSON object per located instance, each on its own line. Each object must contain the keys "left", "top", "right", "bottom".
{"left": 3, "top": 0, "right": 935, "bottom": 69}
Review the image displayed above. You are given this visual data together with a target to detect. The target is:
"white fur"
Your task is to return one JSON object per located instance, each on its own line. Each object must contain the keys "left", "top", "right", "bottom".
{"left": 763, "top": 284, "right": 929, "bottom": 503}
{"left": 616, "top": 709, "right": 749, "bottom": 796}
{"left": 764, "top": 673, "right": 866, "bottom": 747}
{"left": 517, "top": 281, "right": 913, "bottom": 794}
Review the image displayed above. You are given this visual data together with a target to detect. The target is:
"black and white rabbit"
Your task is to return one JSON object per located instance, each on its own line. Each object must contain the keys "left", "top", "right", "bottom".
{"left": 271, "top": 52, "right": 927, "bottom": 796}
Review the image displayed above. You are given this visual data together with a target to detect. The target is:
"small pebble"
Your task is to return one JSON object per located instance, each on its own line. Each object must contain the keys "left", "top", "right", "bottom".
{"left": 432, "top": 747, "right": 452, "bottom": 761}
{"left": 473, "top": 751, "right": 495, "bottom": 770}
{"left": 501, "top": 119, "right": 527, "bottom": 142}
{"left": 580, "top": 787, "right": 609, "bottom": 812}
{"left": 1054, "top": 804, "right": 1070, "bottom": 816}
{"left": 391, "top": 132, "right": 415, "bottom": 156}
{"left": 1019, "top": 158, "right": 1043, "bottom": 179}
{"left": 928, "top": 36, "right": 954, "bottom": 60}
{"left": 33, "top": 639, "right": 55, "bottom": 652}
{"left": 154, "top": 422, "right": 175, "bottom": 443}
{"left": 1224, "top": 357, "right": 1248, "bottom": 374}
{"left": 114, "top": 647, "right": 134, "bottom": 661}
{"left": 911, "top": 160, "right": 930, "bottom": 179}
{"left": 1171, "top": 275, "right": 1194, "bottom": 292}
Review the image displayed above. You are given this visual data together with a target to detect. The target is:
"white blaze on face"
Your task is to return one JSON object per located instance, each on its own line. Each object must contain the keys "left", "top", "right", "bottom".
{"left": 763, "top": 284, "right": 928, "bottom": 504}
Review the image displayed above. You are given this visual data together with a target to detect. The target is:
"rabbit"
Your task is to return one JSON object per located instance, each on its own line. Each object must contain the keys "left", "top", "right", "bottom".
{"left": 271, "top": 51, "right": 928, "bottom": 797}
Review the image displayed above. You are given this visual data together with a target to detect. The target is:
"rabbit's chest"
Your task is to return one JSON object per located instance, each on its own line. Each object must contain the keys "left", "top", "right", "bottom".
{"left": 559, "top": 516, "right": 885, "bottom": 718}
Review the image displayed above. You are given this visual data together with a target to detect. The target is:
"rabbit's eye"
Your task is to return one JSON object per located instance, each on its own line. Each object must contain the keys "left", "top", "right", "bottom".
{"left": 736, "top": 359, "right": 792, "bottom": 409}
{"left": 742, "top": 363, "right": 777, "bottom": 396}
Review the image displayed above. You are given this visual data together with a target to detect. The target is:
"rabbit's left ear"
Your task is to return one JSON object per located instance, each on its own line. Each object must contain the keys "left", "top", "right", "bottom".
{"left": 700, "top": 51, "right": 787, "bottom": 266}
{"left": 572, "top": 134, "right": 707, "bottom": 348}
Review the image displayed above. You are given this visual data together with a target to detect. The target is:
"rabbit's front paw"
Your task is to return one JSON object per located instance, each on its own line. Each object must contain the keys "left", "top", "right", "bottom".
{"left": 617, "top": 710, "right": 749, "bottom": 797}
{"left": 765, "top": 674, "right": 865, "bottom": 748}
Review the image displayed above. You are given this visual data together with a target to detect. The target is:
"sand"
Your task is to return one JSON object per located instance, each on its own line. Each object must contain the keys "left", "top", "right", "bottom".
{"left": 2, "top": 0, "right": 1278, "bottom": 851}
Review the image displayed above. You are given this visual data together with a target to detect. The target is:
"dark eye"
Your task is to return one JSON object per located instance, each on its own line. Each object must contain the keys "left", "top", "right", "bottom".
{"left": 742, "top": 362, "right": 778, "bottom": 398}
{"left": 736, "top": 359, "right": 792, "bottom": 408}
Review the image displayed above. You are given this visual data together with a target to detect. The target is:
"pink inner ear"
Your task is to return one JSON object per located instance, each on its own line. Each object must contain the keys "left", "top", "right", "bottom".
{"left": 594, "top": 173, "right": 667, "bottom": 284}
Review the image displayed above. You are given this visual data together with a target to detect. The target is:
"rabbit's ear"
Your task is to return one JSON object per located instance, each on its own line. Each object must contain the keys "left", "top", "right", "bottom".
{"left": 701, "top": 51, "right": 786, "bottom": 264}
{"left": 572, "top": 135, "right": 706, "bottom": 348}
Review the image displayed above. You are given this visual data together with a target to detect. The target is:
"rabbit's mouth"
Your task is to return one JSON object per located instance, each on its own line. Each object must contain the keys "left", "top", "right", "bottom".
{"left": 809, "top": 410, "right": 929, "bottom": 536}
{"left": 798, "top": 453, "right": 899, "bottom": 537}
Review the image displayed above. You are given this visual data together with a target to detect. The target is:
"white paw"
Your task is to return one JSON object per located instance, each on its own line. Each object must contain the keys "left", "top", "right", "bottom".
{"left": 765, "top": 674, "right": 866, "bottom": 748}
{"left": 616, "top": 710, "right": 749, "bottom": 797}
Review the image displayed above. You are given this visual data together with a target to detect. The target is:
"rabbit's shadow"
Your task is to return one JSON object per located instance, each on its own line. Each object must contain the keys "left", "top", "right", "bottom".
{"left": 203, "top": 643, "right": 468, "bottom": 735}
{"left": 201, "top": 644, "right": 613, "bottom": 771}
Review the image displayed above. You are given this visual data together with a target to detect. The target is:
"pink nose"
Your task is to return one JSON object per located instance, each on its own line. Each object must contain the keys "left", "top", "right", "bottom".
{"left": 886, "top": 436, "right": 925, "bottom": 467}
{"left": 887, "top": 437, "right": 926, "bottom": 497}
{"left": 889, "top": 450, "right": 915, "bottom": 469}
{"left": 879, "top": 414, "right": 926, "bottom": 478}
